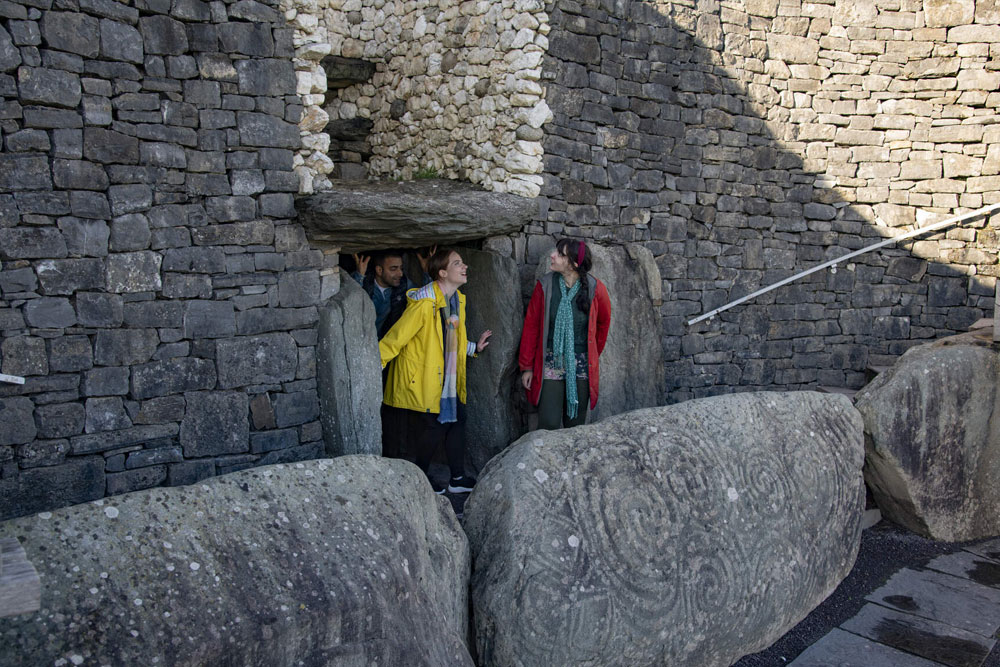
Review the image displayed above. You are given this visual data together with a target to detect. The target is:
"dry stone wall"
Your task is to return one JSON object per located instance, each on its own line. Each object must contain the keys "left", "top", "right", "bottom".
{"left": 0, "top": 0, "right": 330, "bottom": 521}
{"left": 520, "top": 0, "right": 1000, "bottom": 403}
{"left": 286, "top": 0, "right": 554, "bottom": 196}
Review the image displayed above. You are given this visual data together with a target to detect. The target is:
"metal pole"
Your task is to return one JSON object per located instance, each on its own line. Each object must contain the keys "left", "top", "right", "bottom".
{"left": 687, "top": 203, "right": 1000, "bottom": 326}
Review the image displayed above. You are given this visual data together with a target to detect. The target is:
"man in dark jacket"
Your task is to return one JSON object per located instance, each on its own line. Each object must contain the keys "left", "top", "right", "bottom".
{"left": 352, "top": 251, "right": 409, "bottom": 339}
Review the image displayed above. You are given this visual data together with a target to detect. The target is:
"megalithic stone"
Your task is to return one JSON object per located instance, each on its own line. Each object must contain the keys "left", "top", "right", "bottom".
{"left": 465, "top": 391, "right": 866, "bottom": 667}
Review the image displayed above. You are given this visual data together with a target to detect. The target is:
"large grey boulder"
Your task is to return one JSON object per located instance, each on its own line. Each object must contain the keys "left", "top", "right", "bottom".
{"left": 296, "top": 179, "right": 536, "bottom": 252}
{"left": 855, "top": 331, "right": 1000, "bottom": 541}
{"left": 0, "top": 457, "right": 473, "bottom": 667}
{"left": 531, "top": 241, "right": 664, "bottom": 423}
{"left": 465, "top": 392, "right": 865, "bottom": 667}
{"left": 317, "top": 269, "right": 382, "bottom": 456}
{"left": 463, "top": 248, "right": 525, "bottom": 471}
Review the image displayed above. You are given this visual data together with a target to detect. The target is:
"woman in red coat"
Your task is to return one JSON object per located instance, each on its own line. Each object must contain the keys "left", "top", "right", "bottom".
{"left": 518, "top": 238, "right": 611, "bottom": 429}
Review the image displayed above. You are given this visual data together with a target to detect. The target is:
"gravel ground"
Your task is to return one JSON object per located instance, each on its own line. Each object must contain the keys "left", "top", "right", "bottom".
{"left": 733, "top": 520, "right": 1000, "bottom": 666}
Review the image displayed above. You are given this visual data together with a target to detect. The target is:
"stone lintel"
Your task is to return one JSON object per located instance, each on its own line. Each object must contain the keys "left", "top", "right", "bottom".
{"left": 295, "top": 179, "right": 536, "bottom": 253}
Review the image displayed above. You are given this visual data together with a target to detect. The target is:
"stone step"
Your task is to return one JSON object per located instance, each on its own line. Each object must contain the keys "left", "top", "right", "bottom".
{"left": 926, "top": 551, "right": 1000, "bottom": 590}
{"left": 788, "top": 627, "right": 946, "bottom": 666}
{"left": 865, "top": 568, "right": 1000, "bottom": 637}
{"left": 840, "top": 603, "right": 993, "bottom": 667}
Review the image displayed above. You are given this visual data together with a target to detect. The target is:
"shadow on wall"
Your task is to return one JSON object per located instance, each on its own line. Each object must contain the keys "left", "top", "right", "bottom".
{"left": 537, "top": 0, "right": 999, "bottom": 404}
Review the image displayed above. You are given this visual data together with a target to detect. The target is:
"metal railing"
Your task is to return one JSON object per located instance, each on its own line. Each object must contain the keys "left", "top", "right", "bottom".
{"left": 687, "top": 202, "right": 1000, "bottom": 326}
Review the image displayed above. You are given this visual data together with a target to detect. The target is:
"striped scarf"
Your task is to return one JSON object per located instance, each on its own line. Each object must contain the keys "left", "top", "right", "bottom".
{"left": 552, "top": 275, "right": 581, "bottom": 419}
{"left": 438, "top": 290, "right": 460, "bottom": 423}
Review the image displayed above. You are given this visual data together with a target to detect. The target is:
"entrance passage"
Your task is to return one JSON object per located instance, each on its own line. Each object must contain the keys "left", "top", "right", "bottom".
{"left": 317, "top": 243, "right": 525, "bottom": 474}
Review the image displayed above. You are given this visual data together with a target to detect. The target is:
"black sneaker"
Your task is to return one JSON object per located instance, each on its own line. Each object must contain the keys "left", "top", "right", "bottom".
{"left": 447, "top": 475, "right": 476, "bottom": 494}
{"left": 429, "top": 478, "right": 446, "bottom": 495}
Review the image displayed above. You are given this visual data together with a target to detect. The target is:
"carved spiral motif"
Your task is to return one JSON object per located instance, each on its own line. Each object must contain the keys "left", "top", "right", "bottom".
{"left": 468, "top": 393, "right": 864, "bottom": 667}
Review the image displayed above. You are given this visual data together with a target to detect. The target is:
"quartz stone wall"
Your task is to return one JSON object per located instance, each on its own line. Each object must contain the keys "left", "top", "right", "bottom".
{"left": 511, "top": 0, "right": 1000, "bottom": 403}
{"left": 0, "top": 0, "right": 331, "bottom": 520}
{"left": 285, "top": 0, "right": 554, "bottom": 196}
{"left": 294, "top": 0, "right": 1000, "bottom": 405}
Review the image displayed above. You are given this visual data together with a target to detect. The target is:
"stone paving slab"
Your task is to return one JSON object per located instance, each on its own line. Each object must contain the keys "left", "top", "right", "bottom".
{"left": 788, "top": 628, "right": 947, "bottom": 667}
{"left": 927, "top": 552, "right": 1000, "bottom": 590}
{"left": 866, "top": 568, "right": 1000, "bottom": 637}
{"left": 966, "top": 539, "right": 1000, "bottom": 562}
{"left": 841, "top": 603, "right": 994, "bottom": 667}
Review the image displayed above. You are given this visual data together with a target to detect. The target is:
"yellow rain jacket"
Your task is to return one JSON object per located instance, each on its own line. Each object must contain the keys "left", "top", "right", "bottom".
{"left": 379, "top": 281, "right": 473, "bottom": 414}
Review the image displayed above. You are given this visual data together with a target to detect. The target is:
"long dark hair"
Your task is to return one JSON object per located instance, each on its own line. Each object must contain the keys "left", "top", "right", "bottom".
{"left": 556, "top": 238, "right": 592, "bottom": 313}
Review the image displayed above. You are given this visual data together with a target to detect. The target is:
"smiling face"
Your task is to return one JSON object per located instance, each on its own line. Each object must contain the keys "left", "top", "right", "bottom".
{"left": 439, "top": 251, "right": 467, "bottom": 286}
{"left": 374, "top": 255, "right": 403, "bottom": 288}
{"left": 549, "top": 247, "right": 576, "bottom": 275}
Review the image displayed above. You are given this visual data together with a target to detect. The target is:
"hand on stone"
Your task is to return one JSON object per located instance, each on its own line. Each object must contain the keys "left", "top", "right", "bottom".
{"left": 353, "top": 253, "right": 370, "bottom": 276}
{"left": 477, "top": 329, "right": 492, "bottom": 353}
{"left": 521, "top": 370, "right": 532, "bottom": 390}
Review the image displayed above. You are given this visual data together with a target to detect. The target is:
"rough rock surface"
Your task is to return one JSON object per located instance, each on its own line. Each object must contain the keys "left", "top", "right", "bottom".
{"left": 0, "top": 457, "right": 473, "bottom": 667}
{"left": 462, "top": 248, "right": 525, "bottom": 471}
{"left": 464, "top": 392, "right": 865, "bottom": 667}
{"left": 532, "top": 241, "right": 664, "bottom": 423}
{"left": 295, "top": 180, "right": 536, "bottom": 252}
{"left": 855, "top": 330, "right": 1000, "bottom": 541}
{"left": 317, "top": 269, "right": 382, "bottom": 456}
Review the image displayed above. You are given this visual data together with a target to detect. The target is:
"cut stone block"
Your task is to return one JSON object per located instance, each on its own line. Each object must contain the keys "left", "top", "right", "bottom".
{"left": 865, "top": 568, "right": 1000, "bottom": 637}
{"left": 841, "top": 603, "right": 994, "bottom": 667}
{"left": 789, "top": 628, "right": 952, "bottom": 667}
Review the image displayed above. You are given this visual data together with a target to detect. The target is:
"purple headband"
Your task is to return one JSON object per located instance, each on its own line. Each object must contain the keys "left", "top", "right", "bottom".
{"left": 576, "top": 240, "right": 585, "bottom": 267}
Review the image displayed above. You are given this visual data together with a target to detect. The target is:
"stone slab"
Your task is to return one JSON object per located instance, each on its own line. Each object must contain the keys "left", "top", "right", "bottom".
{"left": 315, "top": 270, "right": 381, "bottom": 457}
{"left": 865, "top": 568, "right": 1000, "bottom": 637}
{"left": 841, "top": 603, "right": 993, "bottom": 667}
{"left": 966, "top": 538, "right": 1000, "bottom": 562}
{"left": 296, "top": 179, "right": 535, "bottom": 253}
{"left": 926, "top": 551, "right": 1000, "bottom": 590}
{"left": 788, "top": 628, "right": 951, "bottom": 667}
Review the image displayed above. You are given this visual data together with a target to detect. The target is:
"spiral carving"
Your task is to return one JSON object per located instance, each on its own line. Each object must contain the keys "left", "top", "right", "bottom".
{"left": 466, "top": 392, "right": 865, "bottom": 667}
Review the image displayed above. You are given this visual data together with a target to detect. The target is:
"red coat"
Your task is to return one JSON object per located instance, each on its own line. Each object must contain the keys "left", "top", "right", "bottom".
{"left": 518, "top": 273, "right": 612, "bottom": 409}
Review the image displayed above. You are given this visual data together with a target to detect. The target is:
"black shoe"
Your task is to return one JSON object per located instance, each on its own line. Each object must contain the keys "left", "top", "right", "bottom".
{"left": 447, "top": 475, "right": 476, "bottom": 494}
{"left": 429, "top": 478, "right": 446, "bottom": 495}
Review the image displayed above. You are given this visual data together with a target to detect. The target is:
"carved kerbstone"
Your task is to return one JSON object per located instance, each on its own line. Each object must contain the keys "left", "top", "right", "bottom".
{"left": 465, "top": 392, "right": 865, "bottom": 667}
{"left": 0, "top": 458, "right": 473, "bottom": 665}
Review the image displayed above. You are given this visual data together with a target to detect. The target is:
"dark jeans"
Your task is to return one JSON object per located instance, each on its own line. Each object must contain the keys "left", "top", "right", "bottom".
{"left": 381, "top": 404, "right": 408, "bottom": 458}
{"left": 537, "top": 378, "right": 589, "bottom": 430}
{"left": 407, "top": 403, "right": 466, "bottom": 478}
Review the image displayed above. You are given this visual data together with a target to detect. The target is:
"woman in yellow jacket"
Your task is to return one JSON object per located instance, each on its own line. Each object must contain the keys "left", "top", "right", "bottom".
{"left": 379, "top": 248, "right": 491, "bottom": 494}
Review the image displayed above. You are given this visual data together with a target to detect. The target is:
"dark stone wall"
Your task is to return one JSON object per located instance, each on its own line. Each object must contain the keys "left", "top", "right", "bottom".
{"left": 0, "top": 0, "right": 326, "bottom": 520}
{"left": 532, "top": 0, "right": 999, "bottom": 404}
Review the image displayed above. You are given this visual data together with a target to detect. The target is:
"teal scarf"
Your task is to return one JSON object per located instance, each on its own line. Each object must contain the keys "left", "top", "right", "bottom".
{"left": 552, "top": 275, "right": 581, "bottom": 419}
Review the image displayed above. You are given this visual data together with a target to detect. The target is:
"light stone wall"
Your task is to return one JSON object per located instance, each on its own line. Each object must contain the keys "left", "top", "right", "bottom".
{"left": 282, "top": 0, "right": 554, "bottom": 196}
{"left": 720, "top": 0, "right": 1000, "bottom": 227}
